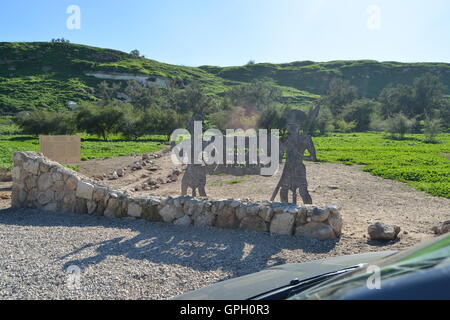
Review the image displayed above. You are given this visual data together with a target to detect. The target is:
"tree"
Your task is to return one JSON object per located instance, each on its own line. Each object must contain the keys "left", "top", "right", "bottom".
{"left": 172, "top": 81, "right": 218, "bottom": 116}
{"left": 322, "top": 79, "right": 358, "bottom": 116}
{"left": 118, "top": 107, "right": 148, "bottom": 140}
{"left": 413, "top": 73, "right": 446, "bottom": 117}
{"left": 257, "top": 104, "right": 285, "bottom": 131}
{"left": 76, "top": 102, "right": 126, "bottom": 141}
{"left": 378, "top": 84, "right": 415, "bottom": 118}
{"left": 97, "top": 81, "right": 121, "bottom": 102}
{"left": 158, "top": 109, "right": 187, "bottom": 140}
{"left": 208, "top": 110, "right": 231, "bottom": 131}
{"left": 130, "top": 49, "right": 141, "bottom": 59}
{"left": 378, "top": 74, "right": 447, "bottom": 124}
{"left": 341, "top": 99, "right": 380, "bottom": 131}
{"left": 225, "top": 80, "right": 282, "bottom": 110}
{"left": 124, "top": 80, "right": 163, "bottom": 110}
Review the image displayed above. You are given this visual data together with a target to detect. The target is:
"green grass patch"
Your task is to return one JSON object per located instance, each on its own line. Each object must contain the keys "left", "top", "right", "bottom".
{"left": 0, "top": 133, "right": 166, "bottom": 170}
{"left": 314, "top": 132, "right": 450, "bottom": 198}
{"left": 226, "top": 179, "right": 245, "bottom": 185}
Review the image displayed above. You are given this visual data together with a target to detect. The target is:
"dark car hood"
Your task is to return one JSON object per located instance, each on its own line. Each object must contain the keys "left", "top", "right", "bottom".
{"left": 174, "top": 251, "right": 397, "bottom": 300}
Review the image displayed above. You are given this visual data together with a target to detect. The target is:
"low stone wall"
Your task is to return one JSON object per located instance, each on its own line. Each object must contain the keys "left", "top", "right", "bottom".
{"left": 10, "top": 152, "right": 343, "bottom": 240}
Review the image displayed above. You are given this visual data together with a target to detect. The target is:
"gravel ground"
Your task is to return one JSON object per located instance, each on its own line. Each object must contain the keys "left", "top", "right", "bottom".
{"left": 0, "top": 206, "right": 414, "bottom": 300}
{"left": 1, "top": 154, "right": 448, "bottom": 299}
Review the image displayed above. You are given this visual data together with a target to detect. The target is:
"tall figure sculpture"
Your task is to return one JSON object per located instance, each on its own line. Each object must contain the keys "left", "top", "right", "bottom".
{"left": 270, "top": 107, "right": 320, "bottom": 204}
{"left": 181, "top": 115, "right": 208, "bottom": 197}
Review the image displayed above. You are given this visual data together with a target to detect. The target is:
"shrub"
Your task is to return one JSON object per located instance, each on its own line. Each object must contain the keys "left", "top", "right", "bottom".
{"left": 384, "top": 113, "right": 414, "bottom": 139}
{"left": 75, "top": 102, "right": 127, "bottom": 141}
{"left": 313, "top": 105, "right": 335, "bottom": 136}
{"left": 335, "top": 120, "right": 357, "bottom": 133}
{"left": 423, "top": 117, "right": 443, "bottom": 143}
{"left": 15, "top": 111, "right": 76, "bottom": 135}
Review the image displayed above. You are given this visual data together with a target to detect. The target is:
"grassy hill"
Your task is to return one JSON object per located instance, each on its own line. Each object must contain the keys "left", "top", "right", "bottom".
{"left": 2, "top": 41, "right": 450, "bottom": 113}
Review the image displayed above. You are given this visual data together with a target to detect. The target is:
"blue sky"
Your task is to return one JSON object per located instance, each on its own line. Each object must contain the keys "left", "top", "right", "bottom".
{"left": 1, "top": 0, "right": 450, "bottom": 66}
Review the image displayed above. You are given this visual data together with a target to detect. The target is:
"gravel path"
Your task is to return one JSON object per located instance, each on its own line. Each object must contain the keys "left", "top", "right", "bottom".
{"left": 1, "top": 155, "right": 448, "bottom": 299}
{"left": 0, "top": 206, "right": 414, "bottom": 300}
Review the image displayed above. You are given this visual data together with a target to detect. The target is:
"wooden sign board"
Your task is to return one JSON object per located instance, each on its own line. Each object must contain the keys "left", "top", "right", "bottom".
{"left": 39, "top": 135, "right": 81, "bottom": 163}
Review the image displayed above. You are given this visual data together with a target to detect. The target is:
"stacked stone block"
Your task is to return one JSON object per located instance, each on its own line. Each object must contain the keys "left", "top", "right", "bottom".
{"left": 11, "top": 152, "right": 343, "bottom": 240}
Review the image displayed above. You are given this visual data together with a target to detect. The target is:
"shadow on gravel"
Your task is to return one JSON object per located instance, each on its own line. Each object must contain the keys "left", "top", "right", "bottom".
{"left": 367, "top": 238, "right": 401, "bottom": 247}
{"left": 0, "top": 208, "right": 339, "bottom": 279}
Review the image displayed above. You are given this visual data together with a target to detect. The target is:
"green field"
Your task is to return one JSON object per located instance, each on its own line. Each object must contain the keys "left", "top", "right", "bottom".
{"left": 0, "top": 132, "right": 448, "bottom": 199}
{"left": 314, "top": 133, "right": 450, "bottom": 199}
{"left": 0, "top": 133, "right": 165, "bottom": 170}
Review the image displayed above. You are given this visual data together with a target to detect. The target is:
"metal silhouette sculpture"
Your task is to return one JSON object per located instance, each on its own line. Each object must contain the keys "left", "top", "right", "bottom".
{"left": 270, "top": 106, "right": 320, "bottom": 204}
{"left": 181, "top": 115, "right": 208, "bottom": 197}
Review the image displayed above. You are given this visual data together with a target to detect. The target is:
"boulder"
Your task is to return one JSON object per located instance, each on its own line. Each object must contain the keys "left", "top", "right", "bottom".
{"left": 432, "top": 221, "right": 450, "bottom": 235}
{"left": 76, "top": 181, "right": 94, "bottom": 200}
{"left": 142, "top": 203, "right": 162, "bottom": 222}
{"left": 296, "top": 222, "right": 336, "bottom": 240}
{"left": 9, "top": 167, "right": 20, "bottom": 181}
{"left": 109, "top": 171, "right": 119, "bottom": 180}
{"left": 37, "top": 173, "right": 53, "bottom": 191}
{"left": 51, "top": 181, "right": 65, "bottom": 192}
{"left": 62, "top": 193, "right": 76, "bottom": 212}
{"left": 295, "top": 207, "right": 308, "bottom": 226}
{"left": 65, "top": 175, "right": 80, "bottom": 191}
{"left": 75, "top": 198, "right": 88, "bottom": 214}
{"left": 37, "top": 190, "right": 54, "bottom": 205}
{"left": 368, "top": 222, "right": 401, "bottom": 241}
{"left": 93, "top": 186, "right": 108, "bottom": 202}
{"left": 159, "top": 204, "right": 184, "bottom": 223}
{"left": 127, "top": 202, "right": 143, "bottom": 218}
{"left": 104, "top": 196, "right": 121, "bottom": 217}
{"left": 328, "top": 214, "right": 343, "bottom": 237}
{"left": 86, "top": 200, "right": 97, "bottom": 214}
{"left": 174, "top": 215, "right": 192, "bottom": 226}
{"left": 270, "top": 212, "right": 295, "bottom": 235}
{"left": 51, "top": 170, "right": 64, "bottom": 182}
{"left": 307, "top": 207, "right": 330, "bottom": 223}
{"left": 194, "top": 211, "right": 216, "bottom": 227}
{"left": 23, "top": 160, "right": 39, "bottom": 175}
{"left": 216, "top": 206, "right": 239, "bottom": 229}
{"left": 259, "top": 206, "right": 273, "bottom": 222}
{"left": 240, "top": 216, "right": 268, "bottom": 233}
{"left": 24, "top": 176, "right": 37, "bottom": 190}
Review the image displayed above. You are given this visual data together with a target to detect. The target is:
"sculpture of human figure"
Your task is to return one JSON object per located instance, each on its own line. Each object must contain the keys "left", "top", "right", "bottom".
{"left": 181, "top": 115, "right": 208, "bottom": 197}
{"left": 270, "top": 107, "right": 319, "bottom": 204}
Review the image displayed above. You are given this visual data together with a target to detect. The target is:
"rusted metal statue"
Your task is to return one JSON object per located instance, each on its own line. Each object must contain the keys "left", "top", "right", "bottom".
{"left": 270, "top": 107, "right": 320, "bottom": 204}
{"left": 181, "top": 115, "right": 208, "bottom": 197}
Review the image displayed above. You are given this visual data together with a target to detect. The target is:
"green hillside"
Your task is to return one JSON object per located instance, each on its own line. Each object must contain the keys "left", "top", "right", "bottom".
{"left": 2, "top": 41, "right": 450, "bottom": 113}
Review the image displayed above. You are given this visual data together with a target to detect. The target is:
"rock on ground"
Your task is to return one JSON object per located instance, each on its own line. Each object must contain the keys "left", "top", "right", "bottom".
{"left": 368, "top": 222, "right": 401, "bottom": 241}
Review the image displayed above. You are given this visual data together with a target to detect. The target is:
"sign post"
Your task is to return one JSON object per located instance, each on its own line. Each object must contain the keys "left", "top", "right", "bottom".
{"left": 39, "top": 135, "right": 81, "bottom": 163}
